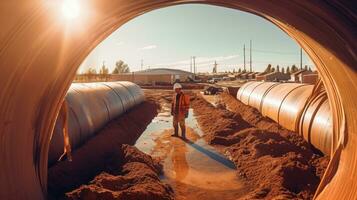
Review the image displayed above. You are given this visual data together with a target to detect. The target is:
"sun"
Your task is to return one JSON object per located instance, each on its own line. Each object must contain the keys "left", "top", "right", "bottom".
{"left": 61, "top": 0, "right": 80, "bottom": 20}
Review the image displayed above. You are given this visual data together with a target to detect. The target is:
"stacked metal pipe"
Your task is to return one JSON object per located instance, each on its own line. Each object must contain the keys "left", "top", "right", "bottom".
{"left": 48, "top": 81, "right": 145, "bottom": 165}
{"left": 237, "top": 81, "right": 332, "bottom": 155}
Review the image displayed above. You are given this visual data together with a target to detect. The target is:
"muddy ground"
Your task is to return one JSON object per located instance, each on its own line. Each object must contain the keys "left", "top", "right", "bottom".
{"left": 49, "top": 89, "right": 329, "bottom": 200}
{"left": 145, "top": 89, "right": 329, "bottom": 199}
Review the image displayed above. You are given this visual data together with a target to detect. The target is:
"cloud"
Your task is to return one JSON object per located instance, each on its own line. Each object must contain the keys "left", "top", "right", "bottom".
{"left": 139, "top": 45, "right": 157, "bottom": 50}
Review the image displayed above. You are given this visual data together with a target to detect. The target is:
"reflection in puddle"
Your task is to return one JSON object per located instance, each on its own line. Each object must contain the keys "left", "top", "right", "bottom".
{"left": 135, "top": 107, "right": 247, "bottom": 199}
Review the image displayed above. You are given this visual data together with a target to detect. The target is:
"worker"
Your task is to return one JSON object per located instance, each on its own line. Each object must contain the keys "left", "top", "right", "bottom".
{"left": 171, "top": 83, "right": 190, "bottom": 139}
{"left": 58, "top": 100, "right": 73, "bottom": 162}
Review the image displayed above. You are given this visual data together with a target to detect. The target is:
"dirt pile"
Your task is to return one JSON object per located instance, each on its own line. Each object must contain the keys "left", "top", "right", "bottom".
{"left": 66, "top": 144, "right": 174, "bottom": 200}
{"left": 190, "top": 95, "right": 251, "bottom": 143}
{"left": 48, "top": 99, "right": 174, "bottom": 199}
{"left": 191, "top": 93, "right": 329, "bottom": 199}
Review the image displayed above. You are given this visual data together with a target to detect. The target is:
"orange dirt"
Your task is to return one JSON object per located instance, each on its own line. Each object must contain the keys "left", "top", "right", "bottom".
{"left": 191, "top": 92, "right": 329, "bottom": 200}
{"left": 48, "top": 99, "right": 174, "bottom": 200}
{"left": 66, "top": 145, "right": 174, "bottom": 200}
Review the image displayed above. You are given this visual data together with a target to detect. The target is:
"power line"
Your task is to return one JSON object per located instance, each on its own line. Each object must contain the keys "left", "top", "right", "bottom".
{"left": 248, "top": 48, "right": 300, "bottom": 55}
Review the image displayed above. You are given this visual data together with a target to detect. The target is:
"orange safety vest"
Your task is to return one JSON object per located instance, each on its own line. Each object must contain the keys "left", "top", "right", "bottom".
{"left": 171, "top": 92, "right": 190, "bottom": 119}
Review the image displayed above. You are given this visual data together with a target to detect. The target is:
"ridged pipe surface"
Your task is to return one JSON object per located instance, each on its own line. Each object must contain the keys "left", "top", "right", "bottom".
{"left": 48, "top": 82, "right": 144, "bottom": 165}
{"left": 237, "top": 81, "right": 332, "bottom": 155}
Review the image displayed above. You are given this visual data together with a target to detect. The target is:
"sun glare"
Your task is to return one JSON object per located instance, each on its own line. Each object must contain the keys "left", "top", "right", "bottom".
{"left": 61, "top": 0, "right": 80, "bottom": 20}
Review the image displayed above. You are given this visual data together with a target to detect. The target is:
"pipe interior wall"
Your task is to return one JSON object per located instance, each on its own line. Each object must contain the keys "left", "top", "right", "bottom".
{"left": 0, "top": 1, "right": 356, "bottom": 199}
{"left": 48, "top": 82, "right": 144, "bottom": 165}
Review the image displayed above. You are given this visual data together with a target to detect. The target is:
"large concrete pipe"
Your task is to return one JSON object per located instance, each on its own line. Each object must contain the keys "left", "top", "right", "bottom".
{"left": 48, "top": 82, "right": 144, "bottom": 165}
{"left": 1, "top": 1, "right": 356, "bottom": 199}
{"left": 237, "top": 81, "right": 332, "bottom": 155}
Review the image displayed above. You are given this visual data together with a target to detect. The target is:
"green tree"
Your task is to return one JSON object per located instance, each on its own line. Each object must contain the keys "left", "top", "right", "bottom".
{"left": 276, "top": 65, "right": 280, "bottom": 72}
{"left": 99, "top": 65, "right": 109, "bottom": 75}
{"left": 286, "top": 66, "right": 291, "bottom": 74}
{"left": 112, "top": 60, "right": 130, "bottom": 74}
{"left": 85, "top": 67, "right": 97, "bottom": 75}
{"left": 238, "top": 68, "right": 242, "bottom": 73}
{"left": 264, "top": 64, "right": 272, "bottom": 73}
{"left": 291, "top": 64, "right": 299, "bottom": 73}
{"left": 281, "top": 67, "right": 285, "bottom": 74}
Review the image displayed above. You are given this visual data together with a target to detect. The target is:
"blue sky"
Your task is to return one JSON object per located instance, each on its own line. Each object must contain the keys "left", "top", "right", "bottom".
{"left": 79, "top": 4, "right": 314, "bottom": 73}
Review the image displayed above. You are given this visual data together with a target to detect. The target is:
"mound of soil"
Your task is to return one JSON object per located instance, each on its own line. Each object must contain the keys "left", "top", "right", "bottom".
{"left": 66, "top": 145, "right": 174, "bottom": 200}
{"left": 191, "top": 93, "right": 329, "bottom": 199}
{"left": 48, "top": 99, "right": 174, "bottom": 199}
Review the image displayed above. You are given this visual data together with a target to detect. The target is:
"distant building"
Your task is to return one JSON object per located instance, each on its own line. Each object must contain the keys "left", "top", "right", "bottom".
{"left": 256, "top": 71, "right": 290, "bottom": 82}
{"left": 302, "top": 72, "right": 319, "bottom": 84}
{"left": 110, "top": 68, "right": 194, "bottom": 85}
{"left": 290, "top": 69, "right": 315, "bottom": 83}
{"left": 247, "top": 72, "right": 260, "bottom": 80}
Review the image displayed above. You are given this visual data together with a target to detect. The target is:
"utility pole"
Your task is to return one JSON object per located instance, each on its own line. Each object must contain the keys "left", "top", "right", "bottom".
{"left": 190, "top": 56, "right": 192, "bottom": 73}
{"left": 250, "top": 40, "right": 252, "bottom": 72}
{"left": 243, "top": 44, "right": 246, "bottom": 71}
{"left": 214, "top": 60, "right": 218, "bottom": 73}
{"left": 193, "top": 56, "right": 196, "bottom": 74}
{"left": 300, "top": 48, "right": 303, "bottom": 70}
{"left": 141, "top": 59, "right": 143, "bottom": 71}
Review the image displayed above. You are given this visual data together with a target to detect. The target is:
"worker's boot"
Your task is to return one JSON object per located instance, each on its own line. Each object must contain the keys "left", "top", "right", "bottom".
{"left": 172, "top": 126, "right": 178, "bottom": 137}
{"left": 181, "top": 128, "right": 186, "bottom": 140}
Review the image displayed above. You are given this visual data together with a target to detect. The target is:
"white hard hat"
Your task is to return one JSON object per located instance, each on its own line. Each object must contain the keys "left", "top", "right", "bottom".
{"left": 173, "top": 83, "right": 182, "bottom": 90}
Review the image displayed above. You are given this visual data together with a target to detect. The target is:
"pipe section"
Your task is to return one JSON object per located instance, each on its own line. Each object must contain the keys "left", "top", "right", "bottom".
{"left": 48, "top": 82, "right": 144, "bottom": 165}
{"left": 237, "top": 81, "right": 332, "bottom": 155}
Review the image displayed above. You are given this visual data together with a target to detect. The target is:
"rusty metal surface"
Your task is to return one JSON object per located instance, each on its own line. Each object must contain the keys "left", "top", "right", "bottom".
{"left": 237, "top": 81, "right": 333, "bottom": 156}
{"left": 48, "top": 82, "right": 144, "bottom": 165}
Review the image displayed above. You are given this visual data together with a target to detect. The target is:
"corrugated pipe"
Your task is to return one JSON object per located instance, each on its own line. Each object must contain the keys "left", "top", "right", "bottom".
{"left": 237, "top": 81, "right": 332, "bottom": 155}
{"left": 48, "top": 81, "right": 145, "bottom": 165}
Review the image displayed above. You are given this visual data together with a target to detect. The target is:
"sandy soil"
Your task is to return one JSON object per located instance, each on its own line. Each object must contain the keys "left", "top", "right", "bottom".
{"left": 48, "top": 89, "right": 329, "bottom": 200}
{"left": 191, "top": 92, "right": 329, "bottom": 199}
{"left": 48, "top": 99, "right": 174, "bottom": 199}
{"left": 66, "top": 145, "right": 174, "bottom": 200}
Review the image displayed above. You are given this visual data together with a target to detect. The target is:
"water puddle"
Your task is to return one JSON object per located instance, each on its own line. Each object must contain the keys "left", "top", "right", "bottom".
{"left": 135, "top": 104, "right": 247, "bottom": 199}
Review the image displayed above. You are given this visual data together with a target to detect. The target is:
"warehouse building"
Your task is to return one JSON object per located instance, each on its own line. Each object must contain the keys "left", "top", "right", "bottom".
{"left": 256, "top": 71, "right": 290, "bottom": 82}
{"left": 110, "top": 68, "right": 194, "bottom": 85}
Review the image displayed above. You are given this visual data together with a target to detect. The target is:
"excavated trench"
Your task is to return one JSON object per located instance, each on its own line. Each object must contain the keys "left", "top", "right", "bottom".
{"left": 135, "top": 96, "right": 248, "bottom": 199}
{"left": 47, "top": 88, "right": 329, "bottom": 199}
